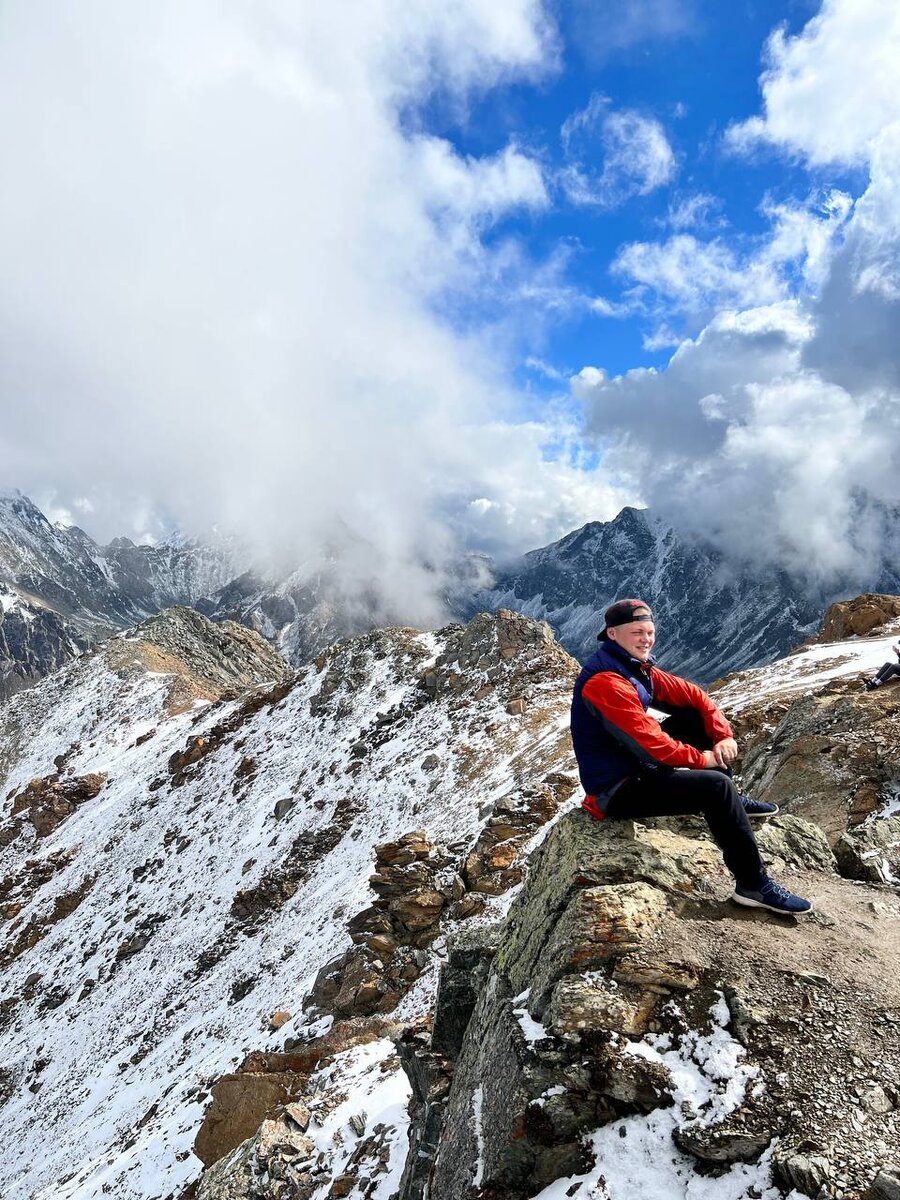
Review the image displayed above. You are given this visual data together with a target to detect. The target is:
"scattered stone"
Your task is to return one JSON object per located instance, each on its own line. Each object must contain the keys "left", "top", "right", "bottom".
{"left": 11, "top": 772, "right": 107, "bottom": 838}
{"left": 270, "top": 1011, "right": 291, "bottom": 1031}
{"left": 774, "top": 1152, "right": 831, "bottom": 1195}
{"left": 674, "top": 1123, "right": 773, "bottom": 1164}
{"left": 835, "top": 817, "right": 900, "bottom": 884}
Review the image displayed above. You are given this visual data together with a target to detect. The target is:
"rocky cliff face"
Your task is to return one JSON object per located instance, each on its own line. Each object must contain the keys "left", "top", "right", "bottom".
{"left": 712, "top": 600, "right": 900, "bottom": 842}
{"left": 473, "top": 507, "right": 900, "bottom": 682}
{"left": 184, "top": 595, "right": 900, "bottom": 1200}
{"left": 397, "top": 812, "right": 900, "bottom": 1200}
{"left": 0, "top": 491, "right": 237, "bottom": 698}
{"left": 4, "top": 579, "right": 900, "bottom": 1200}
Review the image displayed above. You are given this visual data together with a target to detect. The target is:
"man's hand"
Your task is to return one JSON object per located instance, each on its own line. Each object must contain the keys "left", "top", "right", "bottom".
{"left": 699, "top": 739, "right": 738, "bottom": 769}
{"left": 712, "top": 737, "right": 738, "bottom": 768}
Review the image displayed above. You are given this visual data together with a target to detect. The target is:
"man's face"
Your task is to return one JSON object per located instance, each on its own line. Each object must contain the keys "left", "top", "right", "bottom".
{"left": 608, "top": 619, "right": 656, "bottom": 662}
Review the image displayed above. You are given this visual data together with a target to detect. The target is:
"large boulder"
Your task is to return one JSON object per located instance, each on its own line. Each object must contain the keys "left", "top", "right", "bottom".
{"left": 739, "top": 686, "right": 900, "bottom": 839}
{"left": 835, "top": 815, "right": 900, "bottom": 884}
{"left": 815, "top": 594, "right": 900, "bottom": 643}
{"left": 398, "top": 809, "right": 900, "bottom": 1200}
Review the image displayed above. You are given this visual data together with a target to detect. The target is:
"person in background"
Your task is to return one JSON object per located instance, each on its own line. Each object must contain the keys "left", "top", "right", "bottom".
{"left": 570, "top": 598, "right": 812, "bottom": 916}
{"left": 865, "top": 643, "right": 900, "bottom": 691}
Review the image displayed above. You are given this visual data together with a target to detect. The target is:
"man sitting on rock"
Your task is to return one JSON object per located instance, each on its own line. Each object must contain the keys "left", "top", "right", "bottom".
{"left": 570, "top": 598, "right": 812, "bottom": 916}
{"left": 865, "top": 643, "right": 900, "bottom": 691}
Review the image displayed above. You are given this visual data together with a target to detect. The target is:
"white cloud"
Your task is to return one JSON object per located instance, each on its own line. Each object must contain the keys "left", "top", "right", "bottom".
{"left": 575, "top": 301, "right": 812, "bottom": 458}
{"left": 567, "top": 0, "right": 697, "bottom": 65}
{"left": 612, "top": 191, "right": 852, "bottom": 324}
{"left": 568, "top": 0, "right": 900, "bottom": 586}
{"left": 725, "top": 0, "right": 900, "bottom": 167}
{"left": 641, "top": 325, "right": 682, "bottom": 352}
{"left": 561, "top": 94, "right": 677, "bottom": 208}
{"left": 525, "top": 356, "right": 567, "bottom": 381}
{"left": 0, "top": 0, "right": 619, "bottom": 620}
{"left": 413, "top": 137, "right": 549, "bottom": 227}
{"left": 573, "top": 299, "right": 900, "bottom": 581}
{"left": 611, "top": 234, "right": 783, "bottom": 316}
{"left": 723, "top": 0, "right": 900, "bottom": 395}
{"left": 664, "top": 192, "right": 722, "bottom": 230}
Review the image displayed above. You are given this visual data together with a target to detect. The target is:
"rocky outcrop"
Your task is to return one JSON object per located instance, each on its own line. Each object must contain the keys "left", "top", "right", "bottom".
{"left": 193, "top": 1016, "right": 402, "bottom": 1190}
{"left": 835, "top": 815, "right": 900, "bottom": 884}
{"left": 306, "top": 764, "right": 577, "bottom": 1025}
{"left": 9, "top": 771, "right": 106, "bottom": 838}
{"left": 814, "top": 594, "right": 900, "bottom": 643}
{"left": 304, "top": 832, "right": 457, "bottom": 1021}
{"left": 737, "top": 683, "right": 900, "bottom": 840}
{"left": 128, "top": 607, "right": 290, "bottom": 695}
{"left": 398, "top": 811, "right": 900, "bottom": 1200}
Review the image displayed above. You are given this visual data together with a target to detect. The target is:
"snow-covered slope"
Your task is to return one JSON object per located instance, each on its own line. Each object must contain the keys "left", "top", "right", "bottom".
{"left": 0, "top": 607, "right": 576, "bottom": 1200}
{"left": 713, "top": 618, "right": 900, "bottom": 717}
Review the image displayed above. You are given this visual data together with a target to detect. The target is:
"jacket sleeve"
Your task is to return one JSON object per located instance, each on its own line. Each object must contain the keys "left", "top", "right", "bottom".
{"left": 580, "top": 671, "right": 709, "bottom": 769}
{"left": 650, "top": 667, "right": 733, "bottom": 743}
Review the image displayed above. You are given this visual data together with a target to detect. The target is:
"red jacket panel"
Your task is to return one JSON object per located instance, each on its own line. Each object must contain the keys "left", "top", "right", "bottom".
{"left": 580, "top": 666, "right": 732, "bottom": 771}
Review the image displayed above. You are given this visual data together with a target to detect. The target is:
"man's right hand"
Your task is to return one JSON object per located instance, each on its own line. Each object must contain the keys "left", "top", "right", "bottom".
{"left": 700, "top": 750, "right": 720, "bottom": 769}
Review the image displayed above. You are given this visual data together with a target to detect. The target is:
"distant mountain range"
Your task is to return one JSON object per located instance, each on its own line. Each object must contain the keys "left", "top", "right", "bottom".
{"left": 467, "top": 505, "right": 900, "bottom": 682}
{"left": 2, "top": 489, "right": 899, "bottom": 695}
{"left": 0, "top": 490, "right": 234, "bottom": 696}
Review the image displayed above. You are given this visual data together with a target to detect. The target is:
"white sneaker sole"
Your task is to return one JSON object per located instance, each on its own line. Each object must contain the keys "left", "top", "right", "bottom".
{"left": 743, "top": 803, "right": 779, "bottom": 819}
{"left": 732, "top": 892, "right": 812, "bottom": 916}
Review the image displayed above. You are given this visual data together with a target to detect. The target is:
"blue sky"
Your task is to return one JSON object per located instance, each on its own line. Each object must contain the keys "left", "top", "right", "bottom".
{"left": 0, "top": 0, "right": 898, "bottom": 612}
{"left": 418, "top": 0, "right": 857, "bottom": 385}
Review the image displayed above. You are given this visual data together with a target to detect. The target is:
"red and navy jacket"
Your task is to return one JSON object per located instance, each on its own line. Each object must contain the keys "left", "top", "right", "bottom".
{"left": 569, "top": 641, "right": 733, "bottom": 811}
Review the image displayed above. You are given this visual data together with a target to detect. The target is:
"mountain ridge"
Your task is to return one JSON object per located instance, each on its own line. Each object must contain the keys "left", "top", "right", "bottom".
{"left": 473, "top": 505, "right": 900, "bottom": 682}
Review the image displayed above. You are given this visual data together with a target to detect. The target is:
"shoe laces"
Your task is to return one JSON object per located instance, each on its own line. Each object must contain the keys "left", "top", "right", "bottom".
{"left": 761, "top": 877, "right": 792, "bottom": 902}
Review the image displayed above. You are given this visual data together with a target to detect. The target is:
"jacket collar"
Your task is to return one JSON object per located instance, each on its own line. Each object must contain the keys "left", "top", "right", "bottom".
{"left": 603, "top": 640, "right": 656, "bottom": 674}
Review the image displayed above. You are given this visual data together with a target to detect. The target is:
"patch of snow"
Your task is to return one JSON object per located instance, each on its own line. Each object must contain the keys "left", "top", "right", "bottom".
{"left": 0, "top": 616, "right": 573, "bottom": 1199}
{"left": 304, "top": 1039, "right": 411, "bottom": 1200}
{"left": 529, "top": 996, "right": 809, "bottom": 1200}
{"left": 472, "top": 1084, "right": 485, "bottom": 1188}
{"left": 715, "top": 626, "right": 900, "bottom": 717}
{"left": 512, "top": 990, "right": 551, "bottom": 1045}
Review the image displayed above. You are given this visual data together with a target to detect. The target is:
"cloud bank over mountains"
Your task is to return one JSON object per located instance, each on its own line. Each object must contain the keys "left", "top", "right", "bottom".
{"left": 1, "top": 0, "right": 899, "bottom": 618}
{"left": 0, "top": 0, "right": 624, "bottom": 624}
{"left": 576, "top": 0, "right": 900, "bottom": 583}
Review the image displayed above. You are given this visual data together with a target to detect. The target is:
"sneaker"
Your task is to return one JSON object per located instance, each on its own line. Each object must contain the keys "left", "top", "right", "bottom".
{"left": 740, "top": 795, "right": 779, "bottom": 818}
{"left": 732, "top": 875, "right": 812, "bottom": 915}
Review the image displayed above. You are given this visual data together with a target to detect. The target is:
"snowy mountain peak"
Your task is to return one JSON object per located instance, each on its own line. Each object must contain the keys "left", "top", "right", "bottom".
{"left": 475, "top": 505, "right": 900, "bottom": 683}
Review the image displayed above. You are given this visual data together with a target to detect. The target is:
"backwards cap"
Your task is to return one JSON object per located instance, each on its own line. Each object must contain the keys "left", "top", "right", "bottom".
{"left": 598, "top": 598, "right": 654, "bottom": 641}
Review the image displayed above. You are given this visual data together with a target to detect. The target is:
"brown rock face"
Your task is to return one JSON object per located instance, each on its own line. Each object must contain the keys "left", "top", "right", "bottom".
{"left": 739, "top": 686, "right": 900, "bottom": 842}
{"left": 194, "top": 1072, "right": 306, "bottom": 1167}
{"left": 547, "top": 974, "right": 660, "bottom": 1037}
{"left": 10, "top": 772, "right": 106, "bottom": 838}
{"left": 815, "top": 594, "right": 900, "bottom": 643}
{"left": 404, "top": 810, "right": 900, "bottom": 1200}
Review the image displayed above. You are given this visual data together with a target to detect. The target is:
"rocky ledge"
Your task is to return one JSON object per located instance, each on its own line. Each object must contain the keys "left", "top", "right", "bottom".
{"left": 399, "top": 810, "right": 900, "bottom": 1200}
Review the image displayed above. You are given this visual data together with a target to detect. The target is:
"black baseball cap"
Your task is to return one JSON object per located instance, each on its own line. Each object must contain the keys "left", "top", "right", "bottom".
{"left": 598, "top": 598, "right": 654, "bottom": 641}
